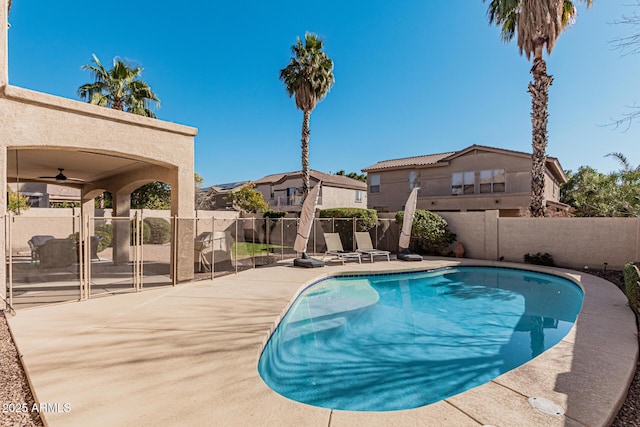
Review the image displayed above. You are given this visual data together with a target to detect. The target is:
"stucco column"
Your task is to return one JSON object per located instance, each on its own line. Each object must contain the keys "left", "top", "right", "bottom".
{"left": 485, "top": 209, "right": 499, "bottom": 260}
{"left": 170, "top": 167, "right": 195, "bottom": 282}
{"left": 0, "top": 0, "right": 8, "bottom": 87}
{"left": 80, "top": 192, "right": 96, "bottom": 236}
{"left": 112, "top": 191, "right": 131, "bottom": 265}
{"left": 0, "top": 145, "right": 6, "bottom": 310}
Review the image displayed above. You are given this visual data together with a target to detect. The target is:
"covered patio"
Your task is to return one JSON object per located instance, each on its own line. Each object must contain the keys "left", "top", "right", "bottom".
{"left": 0, "top": 0, "right": 198, "bottom": 309}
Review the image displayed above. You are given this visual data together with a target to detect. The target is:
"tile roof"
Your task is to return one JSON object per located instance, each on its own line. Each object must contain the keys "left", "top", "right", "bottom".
{"left": 361, "top": 151, "right": 456, "bottom": 172}
{"left": 361, "top": 144, "right": 563, "bottom": 175}
{"left": 254, "top": 169, "right": 366, "bottom": 190}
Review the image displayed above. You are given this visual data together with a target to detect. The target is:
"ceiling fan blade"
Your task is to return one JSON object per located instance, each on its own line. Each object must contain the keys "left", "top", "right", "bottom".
{"left": 36, "top": 168, "right": 91, "bottom": 184}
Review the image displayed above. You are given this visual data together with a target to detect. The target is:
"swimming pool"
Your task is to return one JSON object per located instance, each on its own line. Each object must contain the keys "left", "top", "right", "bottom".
{"left": 258, "top": 266, "right": 584, "bottom": 411}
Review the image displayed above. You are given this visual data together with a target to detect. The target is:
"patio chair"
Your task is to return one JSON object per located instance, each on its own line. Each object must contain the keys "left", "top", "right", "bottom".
{"left": 27, "top": 235, "right": 55, "bottom": 263}
{"left": 37, "top": 238, "right": 77, "bottom": 268}
{"left": 322, "top": 233, "right": 361, "bottom": 264}
{"left": 355, "top": 232, "right": 390, "bottom": 262}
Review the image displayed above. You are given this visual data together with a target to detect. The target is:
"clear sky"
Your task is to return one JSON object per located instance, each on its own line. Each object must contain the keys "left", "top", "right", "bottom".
{"left": 6, "top": 1, "right": 640, "bottom": 186}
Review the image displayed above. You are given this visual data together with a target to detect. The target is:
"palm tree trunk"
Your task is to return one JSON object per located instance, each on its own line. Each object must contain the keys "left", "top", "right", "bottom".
{"left": 300, "top": 110, "right": 311, "bottom": 200}
{"left": 528, "top": 51, "right": 553, "bottom": 217}
{"left": 112, "top": 97, "right": 124, "bottom": 111}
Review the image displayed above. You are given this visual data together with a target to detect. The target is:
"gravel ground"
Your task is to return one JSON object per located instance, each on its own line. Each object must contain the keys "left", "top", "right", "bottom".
{"left": 588, "top": 269, "right": 640, "bottom": 427}
{"left": 0, "top": 314, "right": 43, "bottom": 427}
{"left": 0, "top": 268, "right": 637, "bottom": 427}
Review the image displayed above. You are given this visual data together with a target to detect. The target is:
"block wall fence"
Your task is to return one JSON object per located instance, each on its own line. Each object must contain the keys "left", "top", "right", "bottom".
{"left": 439, "top": 211, "right": 640, "bottom": 270}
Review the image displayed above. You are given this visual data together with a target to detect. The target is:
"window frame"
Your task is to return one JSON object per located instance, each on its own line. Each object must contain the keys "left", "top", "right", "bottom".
{"left": 479, "top": 169, "right": 505, "bottom": 194}
{"left": 369, "top": 174, "right": 380, "bottom": 193}
{"left": 451, "top": 171, "right": 475, "bottom": 195}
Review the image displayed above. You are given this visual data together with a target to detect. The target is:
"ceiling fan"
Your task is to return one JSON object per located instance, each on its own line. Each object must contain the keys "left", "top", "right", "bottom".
{"left": 39, "top": 168, "right": 87, "bottom": 183}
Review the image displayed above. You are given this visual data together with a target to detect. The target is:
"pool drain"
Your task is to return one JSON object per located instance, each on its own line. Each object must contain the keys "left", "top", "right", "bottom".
{"left": 528, "top": 397, "right": 565, "bottom": 416}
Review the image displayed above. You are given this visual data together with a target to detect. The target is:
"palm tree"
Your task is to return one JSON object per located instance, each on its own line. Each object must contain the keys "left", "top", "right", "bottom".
{"left": 78, "top": 54, "right": 160, "bottom": 118}
{"left": 485, "top": 0, "right": 592, "bottom": 216}
{"left": 606, "top": 152, "right": 640, "bottom": 173}
{"left": 280, "top": 33, "right": 334, "bottom": 199}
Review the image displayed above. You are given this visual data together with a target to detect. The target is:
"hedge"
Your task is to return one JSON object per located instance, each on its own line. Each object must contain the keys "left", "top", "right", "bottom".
{"left": 319, "top": 208, "right": 378, "bottom": 250}
{"left": 623, "top": 263, "right": 640, "bottom": 314}
{"left": 395, "top": 209, "right": 456, "bottom": 255}
{"left": 143, "top": 218, "right": 172, "bottom": 244}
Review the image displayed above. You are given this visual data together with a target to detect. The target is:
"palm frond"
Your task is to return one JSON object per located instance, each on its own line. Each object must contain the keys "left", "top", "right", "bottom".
{"left": 78, "top": 54, "right": 159, "bottom": 117}
{"left": 485, "top": 0, "right": 592, "bottom": 59}
{"left": 606, "top": 152, "right": 632, "bottom": 171}
{"left": 279, "top": 32, "right": 334, "bottom": 113}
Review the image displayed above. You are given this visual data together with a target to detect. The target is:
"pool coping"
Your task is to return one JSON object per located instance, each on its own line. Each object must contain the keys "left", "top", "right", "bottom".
{"left": 6, "top": 258, "right": 639, "bottom": 427}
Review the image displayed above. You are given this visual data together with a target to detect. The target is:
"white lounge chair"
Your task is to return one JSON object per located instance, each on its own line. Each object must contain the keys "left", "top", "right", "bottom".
{"left": 355, "top": 232, "right": 390, "bottom": 262}
{"left": 322, "top": 233, "right": 361, "bottom": 264}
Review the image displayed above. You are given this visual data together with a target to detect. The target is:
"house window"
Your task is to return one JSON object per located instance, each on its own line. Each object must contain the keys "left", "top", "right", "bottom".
{"left": 369, "top": 174, "right": 380, "bottom": 193}
{"left": 269, "top": 184, "right": 274, "bottom": 200}
{"left": 452, "top": 172, "right": 475, "bottom": 195}
{"left": 409, "top": 171, "right": 420, "bottom": 190}
{"left": 355, "top": 190, "right": 362, "bottom": 203}
{"left": 479, "top": 169, "right": 505, "bottom": 193}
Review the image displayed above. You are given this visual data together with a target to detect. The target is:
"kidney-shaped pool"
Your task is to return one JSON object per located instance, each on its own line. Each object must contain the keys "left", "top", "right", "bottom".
{"left": 258, "top": 266, "right": 583, "bottom": 411}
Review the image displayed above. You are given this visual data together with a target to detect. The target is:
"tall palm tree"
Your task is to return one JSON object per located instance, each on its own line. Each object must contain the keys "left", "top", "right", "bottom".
{"left": 485, "top": 0, "right": 592, "bottom": 216}
{"left": 78, "top": 54, "right": 160, "bottom": 118}
{"left": 280, "top": 33, "right": 334, "bottom": 199}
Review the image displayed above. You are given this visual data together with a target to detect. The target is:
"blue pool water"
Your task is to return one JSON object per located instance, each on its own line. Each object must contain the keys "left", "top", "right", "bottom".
{"left": 258, "top": 266, "right": 584, "bottom": 411}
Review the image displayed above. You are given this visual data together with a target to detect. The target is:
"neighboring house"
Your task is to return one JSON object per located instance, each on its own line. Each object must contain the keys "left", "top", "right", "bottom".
{"left": 8, "top": 183, "right": 81, "bottom": 207}
{"left": 362, "top": 145, "right": 570, "bottom": 217}
{"left": 197, "top": 181, "right": 248, "bottom": 210}
{"left": 253, "top": 170, "right": 367, "bottom": 212}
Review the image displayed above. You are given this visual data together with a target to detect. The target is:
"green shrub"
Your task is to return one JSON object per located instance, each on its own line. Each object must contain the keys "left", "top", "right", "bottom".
{"left": 130, "top": 220, "right": 151, "bottom": 245}
{"left": 143, "top": 218, "right": 172, "bottom": 244}
{"left": 319, "top": 208, "right": 378, "bottom": 249}
{"left": 94, "top": 224, "right": 113, "bottom": 251}
{"left": 263, "top": 209, "right": 287, "bottom": 219}
{"left": 395, "top": 210, "right": 456, "bottom": 255}
{"left": 623, "top": 263, "right": 640, "bottom": 314}
{"left": 68, "top": 223, "right": 113, "bottom": 253}
{"left": 523, "top": 252, "right": 555, "bottom": 266}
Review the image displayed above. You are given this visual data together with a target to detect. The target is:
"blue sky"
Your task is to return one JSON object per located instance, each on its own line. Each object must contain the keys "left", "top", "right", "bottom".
{"left": 7, "top": 1, "right": 640, "bottom": 186}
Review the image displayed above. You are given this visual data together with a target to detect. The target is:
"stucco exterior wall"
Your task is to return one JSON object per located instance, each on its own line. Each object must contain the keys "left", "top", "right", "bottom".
{"left": 0, "top": 0, "right": 7, "bottom": 87}
{"left": 498, "top": 217, "right": 639, "bottom": 269}
{"left": 256, "top": 178, "right": 366, "bottom": 211}
{"left": 437, "top": 211, "right": 639, "bottom": 270}
{"left": 318, "top": 185, "right": 367, "bottom": 209}
{"left": 366, "top": 150, "right": 564, "bottom": 214}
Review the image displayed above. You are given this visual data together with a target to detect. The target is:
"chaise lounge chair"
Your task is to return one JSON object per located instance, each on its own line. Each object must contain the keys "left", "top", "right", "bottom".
{"left": 322, "top": 233, "right": 361, "bottom": 264}
{"left": 355, "top": 232, "right": 390, "bottom": 262}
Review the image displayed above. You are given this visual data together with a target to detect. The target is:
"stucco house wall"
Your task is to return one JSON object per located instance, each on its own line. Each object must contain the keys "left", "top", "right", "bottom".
{"left": 363, "top": 145, "right": 567, "bottom": 215}
{"left": 254, "top": 170, "right": 367, "bottom": 212}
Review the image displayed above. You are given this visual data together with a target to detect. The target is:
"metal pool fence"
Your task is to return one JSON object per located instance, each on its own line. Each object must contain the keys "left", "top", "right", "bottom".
{"left": 4, "top": 214, "right": 399, "bottom": 310}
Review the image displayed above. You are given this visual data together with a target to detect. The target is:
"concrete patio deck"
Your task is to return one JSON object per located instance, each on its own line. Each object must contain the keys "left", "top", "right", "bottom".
{"left": 6, "top": 258, "right": 638, "bottom": 427}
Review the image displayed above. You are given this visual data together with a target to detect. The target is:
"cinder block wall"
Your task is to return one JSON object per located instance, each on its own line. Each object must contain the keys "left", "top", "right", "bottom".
{"left": 440, "top": 211, "right": 639, "bottom": 270}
